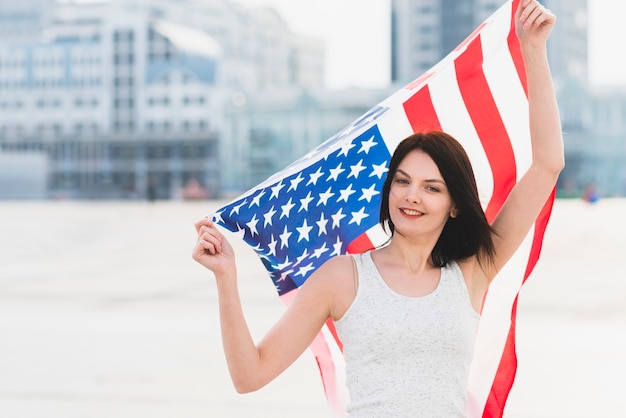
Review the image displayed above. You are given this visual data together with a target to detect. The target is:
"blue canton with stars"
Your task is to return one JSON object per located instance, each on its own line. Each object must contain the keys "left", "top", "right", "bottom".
{"left": 214, "top": 124, "right": 391, "bottom": 296}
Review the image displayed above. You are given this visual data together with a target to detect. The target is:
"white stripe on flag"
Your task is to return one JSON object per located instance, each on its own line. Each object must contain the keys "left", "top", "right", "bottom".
{"left": 481, "top": 6, "right": 532, "bottom": 176}
{"left": 467, "top": 227, "right": 534, "bottom": 415}
{"left": 429, "top": 62, "right": 494, "bottom": 210}
{"left": 376, "top": 91, "right": 417, "bottom": 153}
{"left": 363, "top": 224, "right": 391, "bottom": 249}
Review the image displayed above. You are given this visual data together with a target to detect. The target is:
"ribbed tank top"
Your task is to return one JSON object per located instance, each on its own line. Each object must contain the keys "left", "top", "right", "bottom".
{"left": 334, "top": 251, "right": 480, "bottom": 418}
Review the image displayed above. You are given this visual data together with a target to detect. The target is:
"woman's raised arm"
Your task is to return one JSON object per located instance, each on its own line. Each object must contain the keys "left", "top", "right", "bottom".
{"left": 485, "top": 0, "right": 564, "bottom": 279}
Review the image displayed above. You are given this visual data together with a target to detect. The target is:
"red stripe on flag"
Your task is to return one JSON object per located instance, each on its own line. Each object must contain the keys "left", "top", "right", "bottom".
{"left": 325, "top": 318, "right": 344, "bottom": 352}
{"left": 483, "top": 189, "right": 556, "bottom": 418}
{"left": 455, "top": 35, "right": 517, "bottom": 222}
{"left": 309, "top": 329, "right": 341, "bottom": 414}
{"left": 346, "top": 232, "right": 375, "bottom": 254}
{"left": 523, "top": 189, "right": 556, "bottom": 279}
{"left": 402, "top": 85, "right": 442, "bottom": 133}
{"left": 507, "top": 0, "right": 528, "bottom": 96}
{"left": 482, "top": 297, "right": 519, "bottom": 418}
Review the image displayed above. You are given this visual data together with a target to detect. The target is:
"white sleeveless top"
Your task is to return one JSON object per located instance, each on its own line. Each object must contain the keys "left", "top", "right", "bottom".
{"left": 334, "top": 251, "right": 480, "bottom": 418}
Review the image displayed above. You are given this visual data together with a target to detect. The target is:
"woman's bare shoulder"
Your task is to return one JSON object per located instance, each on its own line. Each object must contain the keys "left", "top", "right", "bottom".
{"left": 303, "top": 254, "right": 357, "bottom": 320}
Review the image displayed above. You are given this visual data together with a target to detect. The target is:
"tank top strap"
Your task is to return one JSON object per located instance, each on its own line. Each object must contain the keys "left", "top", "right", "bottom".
{"left": 441, "top": 260, "right": 479, "bottom": 318}
{"left": 351, "top": 251, "right": 386, "bottom": 294}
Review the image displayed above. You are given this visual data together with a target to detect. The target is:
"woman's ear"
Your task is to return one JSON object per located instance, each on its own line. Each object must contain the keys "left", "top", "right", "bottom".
{"left": 450, "top": 208, "right": 458, "bottom": 218}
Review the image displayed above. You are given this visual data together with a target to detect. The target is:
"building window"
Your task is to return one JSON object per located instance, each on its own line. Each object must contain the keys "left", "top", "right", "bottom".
{"left": 182, "top": 143, "right": 208, "bottom": 159}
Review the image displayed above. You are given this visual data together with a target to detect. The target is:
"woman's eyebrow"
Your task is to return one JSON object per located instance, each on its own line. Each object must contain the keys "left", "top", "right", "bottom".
{"left": 424, "top": 178, "right": 446, "bottom": 185}
{"left": 395, "top": 168, "right": 410, "bottom": 177}
{"left": 396, "top": 169, "right": 445, "bottom": 184}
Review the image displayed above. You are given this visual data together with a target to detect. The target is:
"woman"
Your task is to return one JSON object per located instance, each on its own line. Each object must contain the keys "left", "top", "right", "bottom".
{"left": 192, "top": 1, "right": 563, "bottom": 416}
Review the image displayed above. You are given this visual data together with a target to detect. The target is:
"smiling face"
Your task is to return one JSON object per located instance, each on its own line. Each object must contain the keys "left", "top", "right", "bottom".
{"left": 387, "top": 149, "right": 457, "bottom": 241}
{"left": 379, "top": 131, "right": 494, "bottom": 267}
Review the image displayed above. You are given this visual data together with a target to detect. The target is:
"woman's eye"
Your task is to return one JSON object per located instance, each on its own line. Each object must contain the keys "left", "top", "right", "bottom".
{"left": 394, "top": 178, "right": 408, "bottom": 184}
{"left": 426, "top": 186, "right": 440, "bottom": 192}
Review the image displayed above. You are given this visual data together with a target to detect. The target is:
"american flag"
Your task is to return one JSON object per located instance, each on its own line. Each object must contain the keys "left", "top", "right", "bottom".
{"left": 213, "top": 0, "right": 554, "bottom": 416}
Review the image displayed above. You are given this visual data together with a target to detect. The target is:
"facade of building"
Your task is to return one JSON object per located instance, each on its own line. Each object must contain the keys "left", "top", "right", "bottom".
{"left": 541, "top": 0, "right": 588, "bottom": 85}
{"left": 0, "top": 0, "right": 330, "bottom": 199}
{"left": 391, "top": 0, "right": 501, "bottom": 85}
{"left": 0, "top": 0, "right": 55, "bottom": 46}
{"left": 391, "top": 0, "right": 588, "bottom": 87}
{"left": 2, "top": 0, "right": 624, "bottom": 199}
{"left": 222, "top": 86, "right": 391, "bottom": 193}
{"left": 555, "top": 83, "right": 626, "bottom": 198}
{"left": 585, "top": 87, "right": 626, "bottom": 196}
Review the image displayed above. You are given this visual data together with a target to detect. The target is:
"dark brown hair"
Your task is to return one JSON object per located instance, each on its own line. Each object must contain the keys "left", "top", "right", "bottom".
{"left": 379, "top": 131, "right": 496, "bottom": 267}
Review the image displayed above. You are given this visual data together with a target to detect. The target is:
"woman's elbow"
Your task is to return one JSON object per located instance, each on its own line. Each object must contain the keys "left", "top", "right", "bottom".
{"left": 233, "top": 381, "right": 255, "bottom": 394}
{"left": 546, "top": 161, "right": 565, "bottom": 182}
{"left": 550, "top": 157, "right": 565, "bottom": 176}
{"left": 232, "top": 375, "right": 266, "bottom": 394}
{"left": 556, "top": 153, "right": 566, "bottom": 174}
{"left": 536, "top": 152, "right": 565, "bottom": 176}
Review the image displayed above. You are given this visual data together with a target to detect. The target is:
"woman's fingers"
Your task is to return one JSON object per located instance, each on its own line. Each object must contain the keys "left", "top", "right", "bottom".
{"left": 192, "top": 216, "right": 225, "bottom": 256}
{"left": 524, "top": 4, "right": 550, "bottom": 29}
{"left": 194, "top": 215, "right": 214, "bottom": 233}
{"left": 197, "top": 237, "right": 219, "bottom": 255}
{"left": 516, "top": 0, "right": 555, "bottom": 42}
{"left": 192, "top": 217, "right": 237, "bottom": 275}
{"left": 200, "top": 229, "right": 223, "bottom": 254}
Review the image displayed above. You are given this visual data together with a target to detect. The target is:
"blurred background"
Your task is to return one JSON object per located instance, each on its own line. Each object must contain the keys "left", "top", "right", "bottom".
{"left": 1, "top": 1, "right": 626, "bottom": 417}
{"left": 0, "top": 0, "right": 623, "bottom": 202}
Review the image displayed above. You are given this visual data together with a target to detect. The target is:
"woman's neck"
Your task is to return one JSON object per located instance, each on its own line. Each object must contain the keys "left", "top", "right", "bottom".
{"left": 376, "top": 235, "right": 438, "bottom": 274}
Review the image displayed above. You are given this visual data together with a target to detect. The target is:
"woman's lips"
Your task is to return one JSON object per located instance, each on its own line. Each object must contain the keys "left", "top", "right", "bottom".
{"left": 400, "top": 208, "right": 424, "bottom": 217}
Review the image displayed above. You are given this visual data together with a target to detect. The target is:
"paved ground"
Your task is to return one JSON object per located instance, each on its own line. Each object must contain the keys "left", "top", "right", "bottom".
{"left": 1, "top": 199, "right": 625, "bottom": 417}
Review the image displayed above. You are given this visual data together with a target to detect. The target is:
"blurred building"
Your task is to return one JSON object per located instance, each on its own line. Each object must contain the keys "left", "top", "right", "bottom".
{"left": 3, "top": 0, "right": 623, "bottom": 199}
{"left": 391, "top": 0, "right": 588, "bottom": 87}
{"left": 223, "top": 86, "right": 390, "bottom": 192}
{"left": 390, "top": 0, "right": 626, "bottom": 197}
{"left": 589, "top": 87, "right": 626, "bottom": 196}
{"left": 391, "top": 0, "right": 501, "bottom": 85}
{"left": 554, "top": 82, "right": 626, "bottom": 198}
{"left": 0, "top": 0, "right": 332, "bottom": 199}
{"left": 0, "top": 0, "right": 55, "bottom": 46}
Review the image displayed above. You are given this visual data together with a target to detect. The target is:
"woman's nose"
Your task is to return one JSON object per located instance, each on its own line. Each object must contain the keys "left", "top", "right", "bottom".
{"left": 406, "top": 186, "right": 421, "bottom": 203}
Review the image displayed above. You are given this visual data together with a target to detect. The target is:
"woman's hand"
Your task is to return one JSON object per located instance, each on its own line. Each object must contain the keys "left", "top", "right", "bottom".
{"left": 516, "top": 0, "right": 556, "bottom": 48}
{"left": 192, "top": 217, "right": 236, "bottom": 278}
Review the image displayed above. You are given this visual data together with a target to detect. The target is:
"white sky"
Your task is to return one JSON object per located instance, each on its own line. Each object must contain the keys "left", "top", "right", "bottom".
{"left": 236, "top": 0, "right": 626, "bottom": 90}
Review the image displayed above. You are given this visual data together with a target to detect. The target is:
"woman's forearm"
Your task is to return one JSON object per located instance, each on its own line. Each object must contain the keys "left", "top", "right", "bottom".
{"left": 522, "top": 43, "right": 565, "bottom": 173}
{"left": 214, "top": 272, "right": 263, "bottom": 393}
